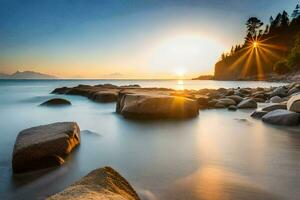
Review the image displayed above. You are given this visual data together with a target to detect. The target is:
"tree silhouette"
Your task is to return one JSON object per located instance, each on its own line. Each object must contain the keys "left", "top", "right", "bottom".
{"left": 246, "top": 17, "right": 263, "bottom": 37}
{"left": 281, "top": 11, "right": 289, "bottom": 27}
{"left": 291, "top": 4, "right": 300, "bottom": 19}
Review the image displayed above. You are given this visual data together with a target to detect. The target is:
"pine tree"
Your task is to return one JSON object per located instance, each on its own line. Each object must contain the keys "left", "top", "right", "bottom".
{"left": 281, "top": 10, "right": 290, "bottom": 27}
{"left": 246, "top": 17, "right": 264, "bottom": 37}
{"left": 291, "top": 4, "right": 300, "bottom": 18}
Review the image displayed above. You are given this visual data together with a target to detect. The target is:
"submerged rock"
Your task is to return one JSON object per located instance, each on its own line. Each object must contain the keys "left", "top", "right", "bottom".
{"left": 262, "top": 109, "right": 300, "bottom": 126}
{"left": 237, "top": 99, "right": 257, "bottom": 109}
{"left": 47, "top": 166, "right": 140, "bottom": 200}
{"left": 117, "top": 94, "right": 199, "bottom": 119}
{"left": 40, "top": 98, "right": 71, "bottom": 106}
{"left": 287, "top": 94, "right": 300, "bottom": 113}
{"left": 12, "top": 122, "right": 80, "bottom": 173}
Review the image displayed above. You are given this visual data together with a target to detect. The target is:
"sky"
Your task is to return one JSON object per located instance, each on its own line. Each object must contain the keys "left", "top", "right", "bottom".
{"left": 0, "top": 0, "right": 298, "bottom": 79}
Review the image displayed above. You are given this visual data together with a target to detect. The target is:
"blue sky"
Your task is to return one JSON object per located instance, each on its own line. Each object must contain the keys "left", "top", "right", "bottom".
{"left": 0, "top": 0, "right": 298, "bottom": 78}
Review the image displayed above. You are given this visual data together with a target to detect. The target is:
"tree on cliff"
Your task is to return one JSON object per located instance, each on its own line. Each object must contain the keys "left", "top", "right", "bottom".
{"left": 246, "top": 17, "right": 263, "bottom": 37}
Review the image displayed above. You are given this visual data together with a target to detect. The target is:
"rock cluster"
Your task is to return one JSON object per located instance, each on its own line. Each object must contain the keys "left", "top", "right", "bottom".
{"left": 52, "top": 82, "right": 300, "bottom": 123}
{"left": 250, "top": 83, "right": 300, "bottom": 126}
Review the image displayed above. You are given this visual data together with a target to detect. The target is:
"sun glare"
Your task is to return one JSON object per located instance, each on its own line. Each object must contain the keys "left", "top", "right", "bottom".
{"left": 150, "top": 34, "right": 224, "bottom": 78}
{"left": 253, "top": 41, "right": 259, "bottom": 48}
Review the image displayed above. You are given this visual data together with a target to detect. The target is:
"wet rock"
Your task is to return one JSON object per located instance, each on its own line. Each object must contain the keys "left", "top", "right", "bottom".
{"left": 228, "top": 105, "right": 237, "bottom": 111}
{"left": 227, "top": 95, "right": 243, "bottom": 104}
{"left": 269, "top": 86, "right": 287, "bottom": 98}
{"left": 262, "top": 109, "right": 300, "bottom": 126}
{"left": 225, "top": 89, "right": 234, "bottom": 96}
{"left": 117, "top": 94, "right": 199, "bottom": 119}
{"left": 217, "top": 98, "right": 236, "bottom": 106}
{"left": 262, "top": 103, "right": 287, "bottom": 112}
{"left": 270, "top": 96, "right": 283, "bottom": 103}
{"left": 237, "top": 99, "right": 257, "bottom": 109}
{"left": 287, "top": 86, "right": 300, "bottom": 96}
{"left": 208, "top": 99, "right": 218, "bottom": 108}
{"left": 89, "top": 91, "right": 118, "bottom": 102}
{"left": 12, "top": 122, "right": 80, "bottom": 173}
{"left": 196, "top": 96, "right": 209, "bottom": 109}
{"left": 251, "top": 110, "right": 268, "bottom": 119}
{"left": 40, "top": 98, "right": 71, "bottom": 106}
{"left": 51, "top": 87, "right": 71, "bottom": 94}
{"left": 252, "top": 98, "right": 265, "bottom": 103}
{"left": 47, "top": 166, "right": 140, "bottom": 200}
{"left": 287, "top": 94, "right": 300, "bottom": 113}
{"left": 214, "top": 102, "right": 226, "bottom": 108}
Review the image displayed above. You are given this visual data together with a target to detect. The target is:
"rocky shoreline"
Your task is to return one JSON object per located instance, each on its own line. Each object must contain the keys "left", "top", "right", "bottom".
{"left": 51, "top": 82, "right": 300, "bottom": 124}
{"left": 10, "top": 82, "right": 300, "bottom": 199}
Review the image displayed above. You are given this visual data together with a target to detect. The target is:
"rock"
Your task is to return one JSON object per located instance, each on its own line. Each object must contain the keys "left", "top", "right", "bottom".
{"left": 269, "top": 86, "right": 287, "bottom": 98}
{"left": 252, "top": 98, "right": 265, "bottom": 103}
{"left": 12, "top": 122, "right": 80, "bottom": 173}
{"left": 227, "top": 95, "right": 243, "bottom": 104}
{"left": 287, "top": 86, "right": 300, "bottom": 96}
{"left": 117, "top": 94, "right": 199, "bottom": 119}
{"left": 228, "top": 105, "right": 237, "bottom": 111}
{"left": 214, "top": 102, "right": 226, "bottom": 108}
{"left": 89, "top": 91, "right": 118, "bottom": 102}
{"left": 51, "top": 87, "right": 71, "bottom": 94}
{"left": 238, "top": 88, "right": 252, "bottom": 95}
{"left": 262, "top": 103, "right": 287, "bottom": 112}
{"left": 251, "top": 110, "right": 268, "bottom": 119}
{"left": 208, "top": 99, "right": 218, "bottom": 107}
{"left": 40, "top": 98, "right": 71, "bottom": 106}
{"left": 225, "top": 89, "right": 234, "bottom": 96}
{"left": 196, "top": 96, "right": 209, "bottom": 109}
{"left": 47, "top": 166, "right": 140, "bottom": 200}
{"left": 262, "top": 109, "right": 300, "bottom": 126}
{"left": 270, "top": 96, "right": 283, "bottom": 103}
{"left": 217, "top": 98, "right": 236, "bottom": 106}
{"left": 252, "top": 92, "right": 267, "bottom": 99}
{"left": 287, "top": 94, "right": 300, "bottom": 112}
{"left": 237, "top": 99, "right": 257, "bottom": 109}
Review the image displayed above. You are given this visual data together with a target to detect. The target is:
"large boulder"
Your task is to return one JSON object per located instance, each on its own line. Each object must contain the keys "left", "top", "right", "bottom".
{"left": 287, "top": 94, "right": 300, "bottom": 112}
{"left": 40, "top": 98, "right": 71, "bottom": 106}
{"left": 117, "top": 94, "right": 199, "bottom": 119}
{"left": 47, "top": 166, "right": 140, "bottom": 200}
{"left": 237, "top": 99, "right": 257, "bottom": 109}
{"left": 262, "top": 109, "right": 300, "bottom": 126}
{"left": 12, "top": 122, "right": 80, "bottom": 173}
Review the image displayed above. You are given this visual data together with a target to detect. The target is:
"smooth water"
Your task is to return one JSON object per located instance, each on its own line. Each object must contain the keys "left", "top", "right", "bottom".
{"left": 0, "top": 80, "right": 300, "bottom": 200}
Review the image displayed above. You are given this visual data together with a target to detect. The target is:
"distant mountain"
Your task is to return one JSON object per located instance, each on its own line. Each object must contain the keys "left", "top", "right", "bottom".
{"left": 0, "top": 71, "right": 57, "bottom": 79}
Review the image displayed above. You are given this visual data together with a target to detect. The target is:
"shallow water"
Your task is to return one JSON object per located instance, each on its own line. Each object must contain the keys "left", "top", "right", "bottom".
{"left": 1, "top": 80, "right": 300, "bottom": 200}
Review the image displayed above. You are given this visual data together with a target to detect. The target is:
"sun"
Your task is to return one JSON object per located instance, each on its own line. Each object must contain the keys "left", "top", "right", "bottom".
{"left": 149, "top": 34, "right": 224, "bottom": 78}
{"left": 175, "top": 68, "right": 186, "bottom": 77}
{"left": 253, "top": 41, "right": 259, "bottom": 48}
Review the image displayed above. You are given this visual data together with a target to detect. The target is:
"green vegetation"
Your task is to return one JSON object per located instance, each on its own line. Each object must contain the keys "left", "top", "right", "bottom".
{"left": 215, "top": 4, "right": 300, "bottom": 80}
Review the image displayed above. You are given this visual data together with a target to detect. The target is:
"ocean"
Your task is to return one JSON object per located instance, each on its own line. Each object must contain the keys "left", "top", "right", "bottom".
{"left": 0, "top": 79, "right": 299, "bottom": 200}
